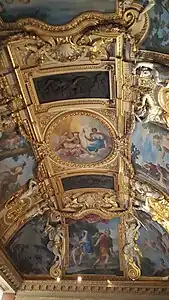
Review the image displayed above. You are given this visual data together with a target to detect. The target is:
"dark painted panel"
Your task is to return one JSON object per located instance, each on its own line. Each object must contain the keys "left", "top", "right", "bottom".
{"left": 62, "top": 174, "right": 114, "bottom": 191}
{"left": 33, "top": 71, "right": 110, "bottom": 103}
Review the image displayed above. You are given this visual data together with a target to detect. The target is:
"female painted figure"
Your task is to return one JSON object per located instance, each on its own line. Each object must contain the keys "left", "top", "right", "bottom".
{"left": 83, "top": 128, "right": 106, "bottom": 153}
{"left": 79, "top": 230, "right": 93, "bottom": 265}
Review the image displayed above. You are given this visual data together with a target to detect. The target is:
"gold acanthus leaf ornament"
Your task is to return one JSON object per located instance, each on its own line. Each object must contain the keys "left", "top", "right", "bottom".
{"left": 63, "top": 191, "right": 119, "bottom": 214}
{"left": 132, "top": 179, "right": 169, "bottom": 234}
{"left": 16, "top": 34, "right": 115, "bottom": 66}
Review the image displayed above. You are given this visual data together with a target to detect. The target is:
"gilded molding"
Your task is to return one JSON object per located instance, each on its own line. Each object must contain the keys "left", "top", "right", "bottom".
{"left": 18, "top": 279, "right": 169, "bottom": 295}
{"left": 62, "top": 191, "right": 122, "bottom": 220}
{"left": 0, "top": 248, "right": 22, "bottom": 291}
{"left": 139, "top": 50, "right": 169, "bottom": 66}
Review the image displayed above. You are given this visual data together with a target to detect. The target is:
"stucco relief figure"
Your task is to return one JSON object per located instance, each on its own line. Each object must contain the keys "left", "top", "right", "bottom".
{"left": 133, "top": 62, "right": 169, "bottom": 86}
{"left": 133, "top": 62, "right": 169, "bottom": 127}
{"left": 135, "top": 94, "right": 169, "bottom": 127}
{"left": 20, "top": 179, "right": 37, "bottom": 201}
{"left": 132, "top": 179, "right": 169, "bottom": 233}
{"left": 45, "top": 222, "right": 64, "bottom": 267}
{"left": 132, "top": 179, "right": 163, "bottom": 208}
{"left": 123, "top": 217, "right": 142, "bottom": 269}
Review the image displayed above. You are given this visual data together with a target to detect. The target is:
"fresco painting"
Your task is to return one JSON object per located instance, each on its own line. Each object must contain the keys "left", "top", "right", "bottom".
{"left": 0, "top": 0, "right": 116, "bottom": 25}
{"left": 6, "top": 215, "right": 55, "bottom": 275}
{"left": 66, "top": 216, "right": 122, "bottom": 275}
{"left": 0, "top": 112, "right": 36, "bottom": 204}
{"left": 136, "top": 210, "right": 169, "bottom": 277}
{"left": 50, "top": 114, "right": 114, "bottom": 164}
{"left": 62, "top": 175, "right": 115, "bottom": 191}
{"left": 34, "top": 72, "right": 110, "bottom": 103}
{"left": 140, "top": 0, "right": 169, "bottom": 53}
{"left": 0, "top": 1, "right": 169, "bottom": 54}
{"left": 132, "top": 122, "right": 169, "bottom": 195}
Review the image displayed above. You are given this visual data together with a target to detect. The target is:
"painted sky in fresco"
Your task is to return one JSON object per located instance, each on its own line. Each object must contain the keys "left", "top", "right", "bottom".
{"left": 6, "top": 215, "right": 54, "bottom": 275}
{"left": 132, "top": 122, "right": 169, "bottom": 195}
{"left": 136, "top": 211, "right": 169, "bottom": 277}
{"left": 0, "top": 0, "right": 169, "bottom": 53}
{"left": 140, "top": 0, "right": 169, "bottom": 53}
{"left": 0, "top": 0, "right": 116, "bottom": 25}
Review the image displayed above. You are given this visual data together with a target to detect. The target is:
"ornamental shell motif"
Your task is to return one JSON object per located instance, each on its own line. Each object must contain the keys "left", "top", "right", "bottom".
{"left": 54, "top": 43, "right": 85, "bottom": 62}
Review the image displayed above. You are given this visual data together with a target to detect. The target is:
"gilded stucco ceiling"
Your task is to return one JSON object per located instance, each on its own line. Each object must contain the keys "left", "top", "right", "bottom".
{"left": 0, "top": 0, "right": 169, "bottom": 297}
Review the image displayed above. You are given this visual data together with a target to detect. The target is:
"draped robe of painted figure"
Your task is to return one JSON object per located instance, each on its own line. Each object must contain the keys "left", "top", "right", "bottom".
{"left": 82, "top": 128, "right": 108, "bottom": 153}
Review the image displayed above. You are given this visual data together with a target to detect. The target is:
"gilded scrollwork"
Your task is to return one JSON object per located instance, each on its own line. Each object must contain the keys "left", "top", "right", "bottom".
{"left": 62, "top": 190, "right": 119, "bottom": 215}
{"left": 1, "top": 179, "right": 38, "bottom": 225}
{"left": 158, "top": 88, "right": 169, "bottom": 115}
{"left": 120, "top": 0, "right": 155, "bottom": 24}
{"left": 12, "top": 34, "right": 115, "bottom": 66}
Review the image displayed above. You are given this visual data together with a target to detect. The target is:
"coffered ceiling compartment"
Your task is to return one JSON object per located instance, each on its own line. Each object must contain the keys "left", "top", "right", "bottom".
{"left": 0, "top": 0, "right": 169, "bottom": 298}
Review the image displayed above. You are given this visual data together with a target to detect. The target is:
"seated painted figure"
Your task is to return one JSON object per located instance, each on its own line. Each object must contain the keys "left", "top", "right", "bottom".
{"left": 83, "top": 128, "right": 106, "bottom": 153}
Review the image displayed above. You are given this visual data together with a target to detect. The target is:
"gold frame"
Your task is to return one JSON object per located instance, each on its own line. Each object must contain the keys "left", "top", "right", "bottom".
{"left": 28, "top": 66, "right": 115, "bottom": 110}
{"left": 44, "top": 109, "right": 117, "bottom": 168}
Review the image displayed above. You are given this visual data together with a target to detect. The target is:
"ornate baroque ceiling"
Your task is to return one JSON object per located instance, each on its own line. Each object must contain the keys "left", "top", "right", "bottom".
{"left": 0, "top": 0, "right": 169, "bottom": 298}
